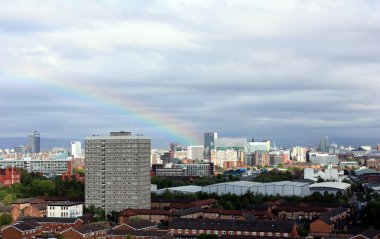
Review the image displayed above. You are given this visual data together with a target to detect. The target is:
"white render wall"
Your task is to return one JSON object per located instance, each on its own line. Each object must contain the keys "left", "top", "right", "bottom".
{"left": 202, "top": 181, "right": 311, "bottom": 197}
{"left": 47, "top": 203, "right": 83, "bottom": 218}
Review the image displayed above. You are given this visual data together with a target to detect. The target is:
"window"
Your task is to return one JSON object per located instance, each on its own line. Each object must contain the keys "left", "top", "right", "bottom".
{"left": 284, "top": 233, "right": 289, "bottom": 237}
{"left": 222, "top": 231, "right": 226, "bottom": 235}
{"left": 214, "top": 230, "right": 218, "bottom": 235}
{"left": 185, "top": 229, "right": 189, "bottom": 234}
{"left": 268, "top": 232, "right": 273, "bottom": 236}
{"left": 229, "top": 231, "right": 233, "bottom": 235}
{"left": 260, "top": 232, "right": 264, "bottom": 236}
{"left": 192, "top": 230, "right": 196, "bottom": 234}
{"left": 207, "top": 230, "right": 211, "bottom": 234}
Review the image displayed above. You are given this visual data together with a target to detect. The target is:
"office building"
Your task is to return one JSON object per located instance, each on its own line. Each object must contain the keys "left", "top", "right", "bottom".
{"left": 204, "top": 132, "right": 217, "bottom": 160}
{"left": 71, "top": 141, "right": 82, "bottom": 158}
{"left": 309, "top": 153, "right": 338, "bottom": 165}
{"left": 0, "top": 157, "right": 72, "bottom": 177}
{"left": 85, "top": 132, "right": 151, "bottom": 213}
{"left": 290, "top": 146, "right": 307, "bottom": 162}
{"left": 187, "top": 146, "right": 204, "bottom": 161}
{"left": 28, "top": 131, "right": 40, "bottom": 154}
{"left": 319, "top": 136, "right": 329, "bottom": 153}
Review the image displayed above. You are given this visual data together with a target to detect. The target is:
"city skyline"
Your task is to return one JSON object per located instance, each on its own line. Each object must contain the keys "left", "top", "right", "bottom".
{"left": 1, "top": 1, "right": 379, "bottom": 145}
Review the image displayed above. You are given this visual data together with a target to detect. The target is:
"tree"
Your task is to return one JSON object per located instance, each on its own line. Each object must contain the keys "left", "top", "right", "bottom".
{"left": 2, "top": 193, "right": 16, "bottom": 205}
{"left": 0, "top": 213, "right": 13, "bottom": 226}
{"left": 30, "top": 179, "right": 55, "bottom": 196}
{"left": 297, "top": 226, "right": 309, "bottom": 237}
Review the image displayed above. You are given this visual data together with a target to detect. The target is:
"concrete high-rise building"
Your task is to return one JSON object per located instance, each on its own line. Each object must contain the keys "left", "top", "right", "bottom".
{"left": 319, "top": 136, "right": 329, "bottom": 153}
{"left": 28, "top": 131, "right": 40, "bottom": 154}
{"left": 187, "top": 145, "right": 204, "bottom": 161}
{"left": 71, "top": 141, "right": 82, "bottom": 158}
{"left": 85, "top": 131, "right": 151, "bottom": 213}
{"left": 290, "top": 146, "right": 307, "bottom": 162}
{"left": 204, "top": 132, "right": 217, "bottom": 160}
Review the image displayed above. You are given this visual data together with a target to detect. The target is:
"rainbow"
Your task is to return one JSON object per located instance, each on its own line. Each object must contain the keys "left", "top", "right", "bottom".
{"left": 2, "top": 70, "right": 200, "bottom": 145}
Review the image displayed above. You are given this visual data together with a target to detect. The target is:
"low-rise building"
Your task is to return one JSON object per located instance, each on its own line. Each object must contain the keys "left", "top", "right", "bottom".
{"left": 0, "top": 205, "right": 20, "bottom": 221}
{"left": 169, "top": 218, "right": 298, "bottom": 238}
{"left": 1, "top": 221, "right": 43, "bottom": 239}
{"left": 0, "top": 167, "right": 21, "bottom": 187}
{"left": 60, "top": 223, "right": 107, "bottom": 239}
{"left": 47, "top": 202, "right": 83, "bottom": 218}
{"left": 20, "top": 217, "right": 83, "bottom": 234}
{"left": 24, "top": 204, "right": 47, "bottom": 218}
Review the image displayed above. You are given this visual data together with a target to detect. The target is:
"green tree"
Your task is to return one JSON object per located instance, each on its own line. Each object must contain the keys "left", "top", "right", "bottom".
{"left": 30, "top": 179, "right": 56, "bottom": 196}
{"left": 0, "top": 213, "right": 13, "bottom": 226}
{"left": 297, "top": 226, "right": 309, "bottom": 237}
{"left": 2, "top": 193, "right": 17, "bottom": 205}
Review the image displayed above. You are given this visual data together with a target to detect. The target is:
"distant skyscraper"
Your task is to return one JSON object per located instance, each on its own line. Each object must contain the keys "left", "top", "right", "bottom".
{"left": 85, "top": 131, "right": 151, "bottom": 213}
{"left": 204, "top": 132, "right": 217, "bottom": 160}
{"left": 71, "top": 141, "right": 82, "bottom": 158}
{"left": 28, "top": 131, "right": 40, "bottom": 154}
{"left": 319, "top": 136, "right": 329, "bottom": 153}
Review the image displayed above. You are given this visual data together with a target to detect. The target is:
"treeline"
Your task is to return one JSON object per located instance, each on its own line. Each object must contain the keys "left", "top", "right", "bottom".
{"left": 252, "top": 168, "right": 303, "bottom": 183}
{"left": 0, "top": 169, "right": 84, "bottom": 205}
{"left": 152, "top": 190, "right": 349, "bottom": 210}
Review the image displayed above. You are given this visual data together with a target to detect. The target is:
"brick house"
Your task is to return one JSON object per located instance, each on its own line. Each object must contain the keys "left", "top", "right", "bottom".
{"left": 350, "top": 228, "right": 380, "bottom": 239}
{"left": 11, "top": 197, "right": 45, "bottom": 213}
{"left": 169, "top": 218, "right": 298, "bottom": 238}
{"left": 310, "top": 217, "right": 334, "bottom": 236}
{"left": 113, "top": 220, "right": 157, "bottom": 231}
{"left": 244, "top": 204, "right": 274, "bottom": 219}
{"left": 151, "top": 198, "right": 194, "bottom": 209}
{"left": 203, "top": 209, "right": 248, "bottom": 220}
{"left": 60, "top": 223, "right": 107, "bottom": 239}
{"left": 106, "top": 229, "right": 169, "bottom": 239}
{"left": 1, "top": 221, "right": 42, "bottom": 239}
{"left": 0, "top": 167, "right": 21, "bottom": 187}
{"left": 24, "top": 204, "right": 47, "bottom": 217}
{"left": 190, "top": 199, "right": 218, "bottom": 209}
{"left": 277, "top": 205, "right": 327, "bottom": 220}
{"left": 119, "top": 209, "right": 170, "bottom": 224}
{"left": 310, "top": 207, "right": 350, "bottom": 236}
{"left": 0, "top": 205, "right": 20, "bottom": 221}
{"left": 173, "top": 207, "right": 204, "bottom": 219}
{"left": 20, "top": 217, "right": 83, "bottom": 233}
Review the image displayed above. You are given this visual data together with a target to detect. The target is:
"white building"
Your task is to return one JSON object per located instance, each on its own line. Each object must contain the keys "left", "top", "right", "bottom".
{"left": 71, "top": 141, "right": 82, "bottom": 158}
{"left": 309, "top": 153, "right": 338, "bottom": 165}
{"left": 210, "top": 149, "right": 239, "bottom": 168}
{"left": 173, "top": 150, "right": 188, "bottom": 159}
{"left": 290, "top": 147, "right": 307, "bottom": 162}
{"left": 187, "top": 146, "right": 204, "bottom": 161}
{"left": 246, "top": 141, "right": 270, "bottom": 153}
{"left": 47, "top": 202, "right": 83, "bottom": 218}
{"left": 309, "top": 182, "right": 351, "bottom": 195}
{"left": 202, "top": 181, "right": 310, "bottom": 197}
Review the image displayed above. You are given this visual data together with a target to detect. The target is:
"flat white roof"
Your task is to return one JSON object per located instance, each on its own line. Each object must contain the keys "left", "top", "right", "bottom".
{"left": 157, "top": 185, "right": 202, "bottom": 193}
{"left": 310, "top": 182, "right": 351, "bottom": 190}
{"left": 202, "top": 181, "right": 309, "bottom": 188}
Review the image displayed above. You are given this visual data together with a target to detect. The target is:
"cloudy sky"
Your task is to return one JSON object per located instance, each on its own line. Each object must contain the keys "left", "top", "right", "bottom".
{"left": 1, "top": 0, "right": 379, "bottom": 146}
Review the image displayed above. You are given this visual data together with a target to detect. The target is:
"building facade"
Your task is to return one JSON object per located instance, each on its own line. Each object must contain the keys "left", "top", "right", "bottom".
{"left": 204, "top": 132, "right": 217, "bottom": 160}
{"left": 28, "top": 131, "right": 40, "bottom": 154}
{"left": 47, "top": 202, "right": 83, "bottom": 218}
{"left": 85, "top": 132, "right": 151, "bottom": 213}
{"left": 71, "top": 141, "right": 82, "bottom": 158}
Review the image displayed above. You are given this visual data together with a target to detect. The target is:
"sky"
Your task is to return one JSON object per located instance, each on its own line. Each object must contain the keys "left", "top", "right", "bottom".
{"left": 0, "top": 0, "right": 379, "bottom": 147}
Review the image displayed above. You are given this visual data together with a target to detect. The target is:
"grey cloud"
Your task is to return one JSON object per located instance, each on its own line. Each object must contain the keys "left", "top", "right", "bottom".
{"left": 0, "top": 0, "right": 379, "bottom": 146}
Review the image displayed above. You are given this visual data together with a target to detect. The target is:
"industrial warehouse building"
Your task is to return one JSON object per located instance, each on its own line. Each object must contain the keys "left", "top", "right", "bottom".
{"left": 201, "top": 181, "right": 311, "bottom": 197}
{"left": 309, "top": 182, "right": 351, "bottom": 195}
